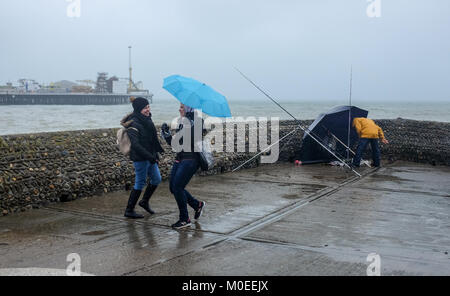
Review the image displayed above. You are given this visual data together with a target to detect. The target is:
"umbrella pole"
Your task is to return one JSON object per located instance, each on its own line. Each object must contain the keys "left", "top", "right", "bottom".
{"left": 234, "top": 68, "right": 361, "bottom": 177}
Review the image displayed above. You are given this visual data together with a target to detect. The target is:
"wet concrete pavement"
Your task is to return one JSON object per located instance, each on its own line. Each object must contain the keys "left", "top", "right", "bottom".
{"left": 0, "top": 161, "right": 449, "bottom": 276}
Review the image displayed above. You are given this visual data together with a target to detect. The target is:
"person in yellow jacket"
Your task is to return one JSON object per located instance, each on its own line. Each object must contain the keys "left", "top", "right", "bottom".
{"left": 352, "top": 118, "right": 389, "bottom": 167}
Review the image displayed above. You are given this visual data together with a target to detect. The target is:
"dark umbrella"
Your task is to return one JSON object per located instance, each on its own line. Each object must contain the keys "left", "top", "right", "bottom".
{"left": 298, "top": 106, "right": 368, "bottom": 164}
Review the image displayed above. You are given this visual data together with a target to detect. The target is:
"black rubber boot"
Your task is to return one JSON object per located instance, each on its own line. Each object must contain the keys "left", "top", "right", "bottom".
{"left": 124, "top": 189, "right": 144, "bottom": 219}
{"left": 138, "top": 184, "right": 157, "bottom": 215}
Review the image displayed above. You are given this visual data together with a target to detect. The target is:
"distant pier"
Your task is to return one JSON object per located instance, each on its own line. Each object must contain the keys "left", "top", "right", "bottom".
{"left": 0, "top": 93, "right": 153, "bottom": 105}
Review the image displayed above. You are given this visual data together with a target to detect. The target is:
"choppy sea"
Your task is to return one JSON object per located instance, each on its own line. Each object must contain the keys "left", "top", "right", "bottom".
{"left": 0, "top": 99, "right": 448, "bottom": 136}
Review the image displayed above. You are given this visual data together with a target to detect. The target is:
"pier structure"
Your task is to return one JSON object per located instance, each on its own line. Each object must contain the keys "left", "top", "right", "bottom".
{"left": 0, "top": 93, "right": 153, "bottom": 105}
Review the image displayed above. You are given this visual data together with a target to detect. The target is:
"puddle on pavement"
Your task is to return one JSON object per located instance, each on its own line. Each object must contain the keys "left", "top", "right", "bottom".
{"left": 282, "top": 194, "right": 301, "bottom": 200}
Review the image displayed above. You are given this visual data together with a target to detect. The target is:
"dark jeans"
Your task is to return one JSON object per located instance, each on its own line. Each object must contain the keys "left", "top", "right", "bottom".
{"left": 133, "top": 161, "right": 162, "bottom": 190}
{"left": 170, "top": 158, "right": 201, "bottom": 222}
{"left": 353, "top": 138, "right": 381, "bottom": 167}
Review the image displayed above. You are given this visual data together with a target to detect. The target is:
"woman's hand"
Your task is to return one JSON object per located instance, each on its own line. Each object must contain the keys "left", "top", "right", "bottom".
{"left": 161, "top": 122, "right": 172, "bottom": 145}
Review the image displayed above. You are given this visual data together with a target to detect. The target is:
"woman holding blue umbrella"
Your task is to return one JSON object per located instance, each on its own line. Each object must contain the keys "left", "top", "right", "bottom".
{"left": 166, "top": 103, "right": 206, "bottom": 229}
{"left": 162, "top": 75, "right": 231, "bottom": 229}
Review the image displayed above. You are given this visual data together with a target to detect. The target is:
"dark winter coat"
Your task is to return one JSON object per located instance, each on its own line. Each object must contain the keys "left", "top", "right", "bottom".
{"left": 121, "top": 112, "right": 164, "bottom": 163}
{"left": 175, "top": 112, "right": 204, "bottom": 161}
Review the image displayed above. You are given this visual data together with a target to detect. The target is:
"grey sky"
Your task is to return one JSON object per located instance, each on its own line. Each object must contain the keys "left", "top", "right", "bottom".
{"left": 0, "top": 0, "right": 449, "bottom": 102}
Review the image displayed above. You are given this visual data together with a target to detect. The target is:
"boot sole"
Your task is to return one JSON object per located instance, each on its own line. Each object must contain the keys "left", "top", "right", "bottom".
{"left": 172, "top": 223, "right": 191, "bottom": 230}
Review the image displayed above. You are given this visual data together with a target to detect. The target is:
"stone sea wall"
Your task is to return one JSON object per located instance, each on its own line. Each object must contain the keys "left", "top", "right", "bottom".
{"left": 277, "top": 119, "right": 450, "bottom": 165}
{"left": 1, "top": 119, "right": 449, "bottom": 216}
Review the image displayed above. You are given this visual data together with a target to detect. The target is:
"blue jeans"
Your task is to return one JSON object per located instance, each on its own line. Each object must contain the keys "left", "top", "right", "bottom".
{"left": 133, "top": 161, "right": 162, "bottom": 190}
{"left": 170, "top": 159, "right": 201, "bottom": 222}
{"left": 353, "top": 138, "right": 381, "bottom": 167}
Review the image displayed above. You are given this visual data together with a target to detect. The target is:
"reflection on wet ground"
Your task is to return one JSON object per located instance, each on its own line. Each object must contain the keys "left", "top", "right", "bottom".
{"left": 0, "top": 161, "right": 449, "bottom": 275}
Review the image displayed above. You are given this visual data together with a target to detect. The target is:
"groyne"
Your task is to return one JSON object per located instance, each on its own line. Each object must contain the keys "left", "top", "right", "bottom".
{"left": 1, "top": 119, "right": 449, "bottom": 216}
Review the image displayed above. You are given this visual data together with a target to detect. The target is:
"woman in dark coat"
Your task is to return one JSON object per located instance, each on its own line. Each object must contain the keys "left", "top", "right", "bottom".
{"left": 121, "top": 97, "right": 164, "bottom": 219}
{"left": 163, "top": 104, "right": 206, "bottom": 229}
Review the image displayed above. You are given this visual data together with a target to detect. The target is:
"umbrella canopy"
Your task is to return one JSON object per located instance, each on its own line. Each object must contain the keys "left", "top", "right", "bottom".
{"left": 163, "top": 75, "right": 232, "bottom": 118}
{"left": 298, "top": 106, "right": 369, "bottom": 164}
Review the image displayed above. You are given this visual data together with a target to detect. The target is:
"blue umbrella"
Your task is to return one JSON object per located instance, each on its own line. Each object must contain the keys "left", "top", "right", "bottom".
{"left": 163, "top": 75, "right": 232, "bottom": 118}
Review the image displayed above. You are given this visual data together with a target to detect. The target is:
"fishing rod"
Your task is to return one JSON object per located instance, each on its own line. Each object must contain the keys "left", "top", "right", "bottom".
{"left": 234, "top": 68, "right": 335, "bottom": 145}
{"left": 347, "top": 66, "right": 353, "bottom": 160}
{"left": 234, "top": 67, "right": 356, "bottom": 158}
{"left": 313, "top": 67, "right": 370, "bottom": 168}
{"left": 234, "top": 68, "right": 361, "bottom": 177}
{"left": 232, "top": 124, "right": 303, "bottom": 172}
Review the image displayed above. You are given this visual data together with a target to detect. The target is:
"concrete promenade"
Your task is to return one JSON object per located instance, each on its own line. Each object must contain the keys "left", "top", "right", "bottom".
{"left": 0, "top": 161, "right": 449, "bottom": 276}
